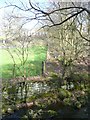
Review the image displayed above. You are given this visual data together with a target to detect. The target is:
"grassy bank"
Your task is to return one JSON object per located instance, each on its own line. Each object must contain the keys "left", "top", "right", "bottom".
{"left": 0, "top": 46, "right": 47, "bottom": 79}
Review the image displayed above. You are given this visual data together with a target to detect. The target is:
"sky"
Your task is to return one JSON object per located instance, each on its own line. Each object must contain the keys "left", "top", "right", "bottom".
{"left": 0, "top": 0, "right": 89, "bottom": 36}
{"left": 0, "top": 0, "right": 50, "bottom": 36}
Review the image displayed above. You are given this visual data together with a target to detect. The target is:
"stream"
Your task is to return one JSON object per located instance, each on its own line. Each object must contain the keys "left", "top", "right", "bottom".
{"left": 2, "top": 82, "right": 90, "bottom": 119}
{"left": 2, "top": 101, "right": 90, "bottom": 119}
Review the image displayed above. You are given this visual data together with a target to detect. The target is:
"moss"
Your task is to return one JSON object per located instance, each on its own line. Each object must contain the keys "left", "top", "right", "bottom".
{"left": 48, "top": 110, "right": 57, "bottom": 116}
{"left": 7, "top": 108, "right": 13, "bottom": 113}
{"left": 21, "top": 115, "right": 28, "bottom": 120}
{"left": 75, "top": 101, "right": 82, "bottom": 109}
{"left": 58, "top": 88, "right": 72, "bottom": 99}
{"left": 63, "top": 98, "right": 71, "bottom": 106}
{"left": 2, "top": 108, "right": 7, "bottom": 114}
{"left": 50, "top": 72, "right": 59, "bottom": 79}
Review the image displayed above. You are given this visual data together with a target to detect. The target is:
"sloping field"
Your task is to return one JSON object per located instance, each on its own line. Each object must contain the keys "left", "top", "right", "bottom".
{"left": 0, "top": 46, "right": 47, "bottom": 79}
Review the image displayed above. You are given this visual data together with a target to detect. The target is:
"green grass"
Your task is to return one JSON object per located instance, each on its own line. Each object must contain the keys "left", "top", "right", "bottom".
{"left": 0, "top": 46, "right": 47, "bottom": 79}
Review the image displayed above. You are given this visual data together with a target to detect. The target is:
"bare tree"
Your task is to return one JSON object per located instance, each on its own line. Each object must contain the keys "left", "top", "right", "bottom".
{"left": 1, "top": 15, "right": 32, "bottom": 79}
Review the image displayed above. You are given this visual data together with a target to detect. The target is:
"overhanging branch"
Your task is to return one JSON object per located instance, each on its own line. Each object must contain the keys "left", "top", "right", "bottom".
{"left": 41, "top": 9, "right": 84, "bottom": 28}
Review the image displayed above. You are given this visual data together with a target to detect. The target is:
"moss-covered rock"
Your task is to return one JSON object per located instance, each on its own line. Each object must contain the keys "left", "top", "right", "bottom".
{"left": 7, "top": 107, "right": 13, "bottom": 113}
{"left": 74, "top": 101, "right": 82, "bottom": 109}
{"left": 58, "top": 88, "right": 72, "bottom": 99}
{"left": 63, "top": 98, "right": 71, "bottom": 106}
{"left": 48, "top": 110, "right": 57, "bottom": 116}
{"left": 22, "top": 115, "right": 28, "bottom": 119}
{"left": 2, "top": 108, "right": 7, "bottom": 114}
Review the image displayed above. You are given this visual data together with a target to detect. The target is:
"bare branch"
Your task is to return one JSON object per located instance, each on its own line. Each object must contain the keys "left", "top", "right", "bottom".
{"left": 76, "top": 29, "right": 90, "bottom": 42}
{"left": 41, "top": 9, "right": 84, "bottom": 28}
